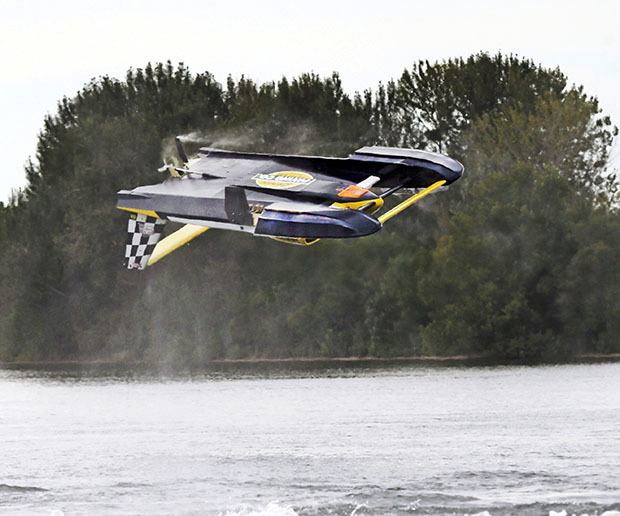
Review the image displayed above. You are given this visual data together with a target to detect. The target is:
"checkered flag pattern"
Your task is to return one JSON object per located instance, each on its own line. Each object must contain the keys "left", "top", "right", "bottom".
{"left": 125, "top": 213, "right": 166, "bottom": 270}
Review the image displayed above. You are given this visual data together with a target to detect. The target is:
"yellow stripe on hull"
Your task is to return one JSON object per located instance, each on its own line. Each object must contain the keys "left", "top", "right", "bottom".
{"left": 117, "top": 207, "right": 161, "bottom": 218}
{"left": 378, "top": 180, "right": 446, "bottom": 224}
{"left": 331, "top": 197, "right": 384, "bottom": 213}
{"left": 270, "top": 236, "right": 320, "bottom": 246}
{"left": 147, "top": 224, "right": 209, "bottom": 266}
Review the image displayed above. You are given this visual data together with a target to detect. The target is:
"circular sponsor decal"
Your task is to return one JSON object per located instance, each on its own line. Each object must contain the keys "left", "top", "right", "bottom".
{"left": 253, "top": 171, "right": 315, "bottom": 189}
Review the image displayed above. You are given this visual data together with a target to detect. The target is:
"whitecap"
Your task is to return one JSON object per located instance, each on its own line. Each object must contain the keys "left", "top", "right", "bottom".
{"left": 220, "top": 501, "right": 298, "bottom": 516}
{"left": 0, "top": 483, "right": 48, "bottom": 493}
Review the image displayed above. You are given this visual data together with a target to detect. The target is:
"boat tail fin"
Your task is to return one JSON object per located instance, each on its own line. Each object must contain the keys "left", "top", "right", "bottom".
{"left": 124, "top": 213, "right": 166, "bottom": 270}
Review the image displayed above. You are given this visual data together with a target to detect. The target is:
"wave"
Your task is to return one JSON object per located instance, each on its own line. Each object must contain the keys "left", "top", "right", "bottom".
{"left": 112, "top": 481, "right": 152, "bottom": 489}
{"left": 219, "top": 502, "right": 298, "bottom": 516}
{"left": 220, "top": 500, "right": 620, "bottom": 516}
{"left": 0, "top": 483, "right": 47, "bottom": 493}
{"left": 551, "top": 511, "right": 620, "bottom": 516}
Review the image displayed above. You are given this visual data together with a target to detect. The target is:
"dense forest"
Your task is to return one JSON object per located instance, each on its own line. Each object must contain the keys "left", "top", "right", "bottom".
{"left": 0, "top": 53, "right": 618, "bottom": 364}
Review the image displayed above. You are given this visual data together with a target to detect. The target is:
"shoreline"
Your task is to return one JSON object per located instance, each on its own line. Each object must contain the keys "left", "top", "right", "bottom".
{"left": 1, "top": 353, "right": 619, "bottom": 369}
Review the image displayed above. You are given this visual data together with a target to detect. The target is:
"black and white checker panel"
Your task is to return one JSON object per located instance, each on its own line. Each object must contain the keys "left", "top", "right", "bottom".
{"left": 125, "top": 213, "right": 166, "bottom": 270}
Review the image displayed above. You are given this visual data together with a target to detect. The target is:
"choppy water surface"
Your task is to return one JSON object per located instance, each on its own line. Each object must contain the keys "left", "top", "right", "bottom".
{"left": 1, "top": 361, "right": 619, "bottom": 515}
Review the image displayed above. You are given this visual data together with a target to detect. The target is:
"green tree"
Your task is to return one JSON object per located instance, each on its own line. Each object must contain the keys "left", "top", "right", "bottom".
{"left": 0, "top": 56, "right": 617, "bottom": 364}
{"left": 418, "top": 90, "right": 619, "bottom": 359}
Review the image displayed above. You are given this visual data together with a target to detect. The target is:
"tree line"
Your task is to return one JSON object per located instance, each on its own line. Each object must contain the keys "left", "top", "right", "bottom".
{"left": 0, "top": 53, "right": 618, "bottom": 364}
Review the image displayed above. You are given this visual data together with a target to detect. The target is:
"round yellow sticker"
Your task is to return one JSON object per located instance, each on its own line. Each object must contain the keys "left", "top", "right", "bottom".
{"left": 253, "top": 171, "right": 315, "bottom": 189}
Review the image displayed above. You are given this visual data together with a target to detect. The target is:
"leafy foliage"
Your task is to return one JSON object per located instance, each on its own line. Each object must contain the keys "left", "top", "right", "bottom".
{"left": 0, "top": 54, "right": 617, "bottom": 364}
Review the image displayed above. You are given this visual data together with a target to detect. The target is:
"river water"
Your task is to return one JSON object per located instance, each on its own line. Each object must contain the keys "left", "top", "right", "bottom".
{"left": 0, "top": 361, "right": 619, "bottom": 515}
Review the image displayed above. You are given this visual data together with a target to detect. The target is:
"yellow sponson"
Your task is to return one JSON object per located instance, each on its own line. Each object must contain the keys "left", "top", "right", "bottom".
{"left": 270, "top": 236, "right": 320, "bottom": 246}
{"left": 118, "top": 207, "right": 160, "bottom": 218}
{"left": 378, "top": 180, "right": 446, "bottom": 224}
{"left": 147, "top": 224, "right": 209, "bottom": 266}
{"left": 332, "top": 197, "right": 385, "bottom": 213}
